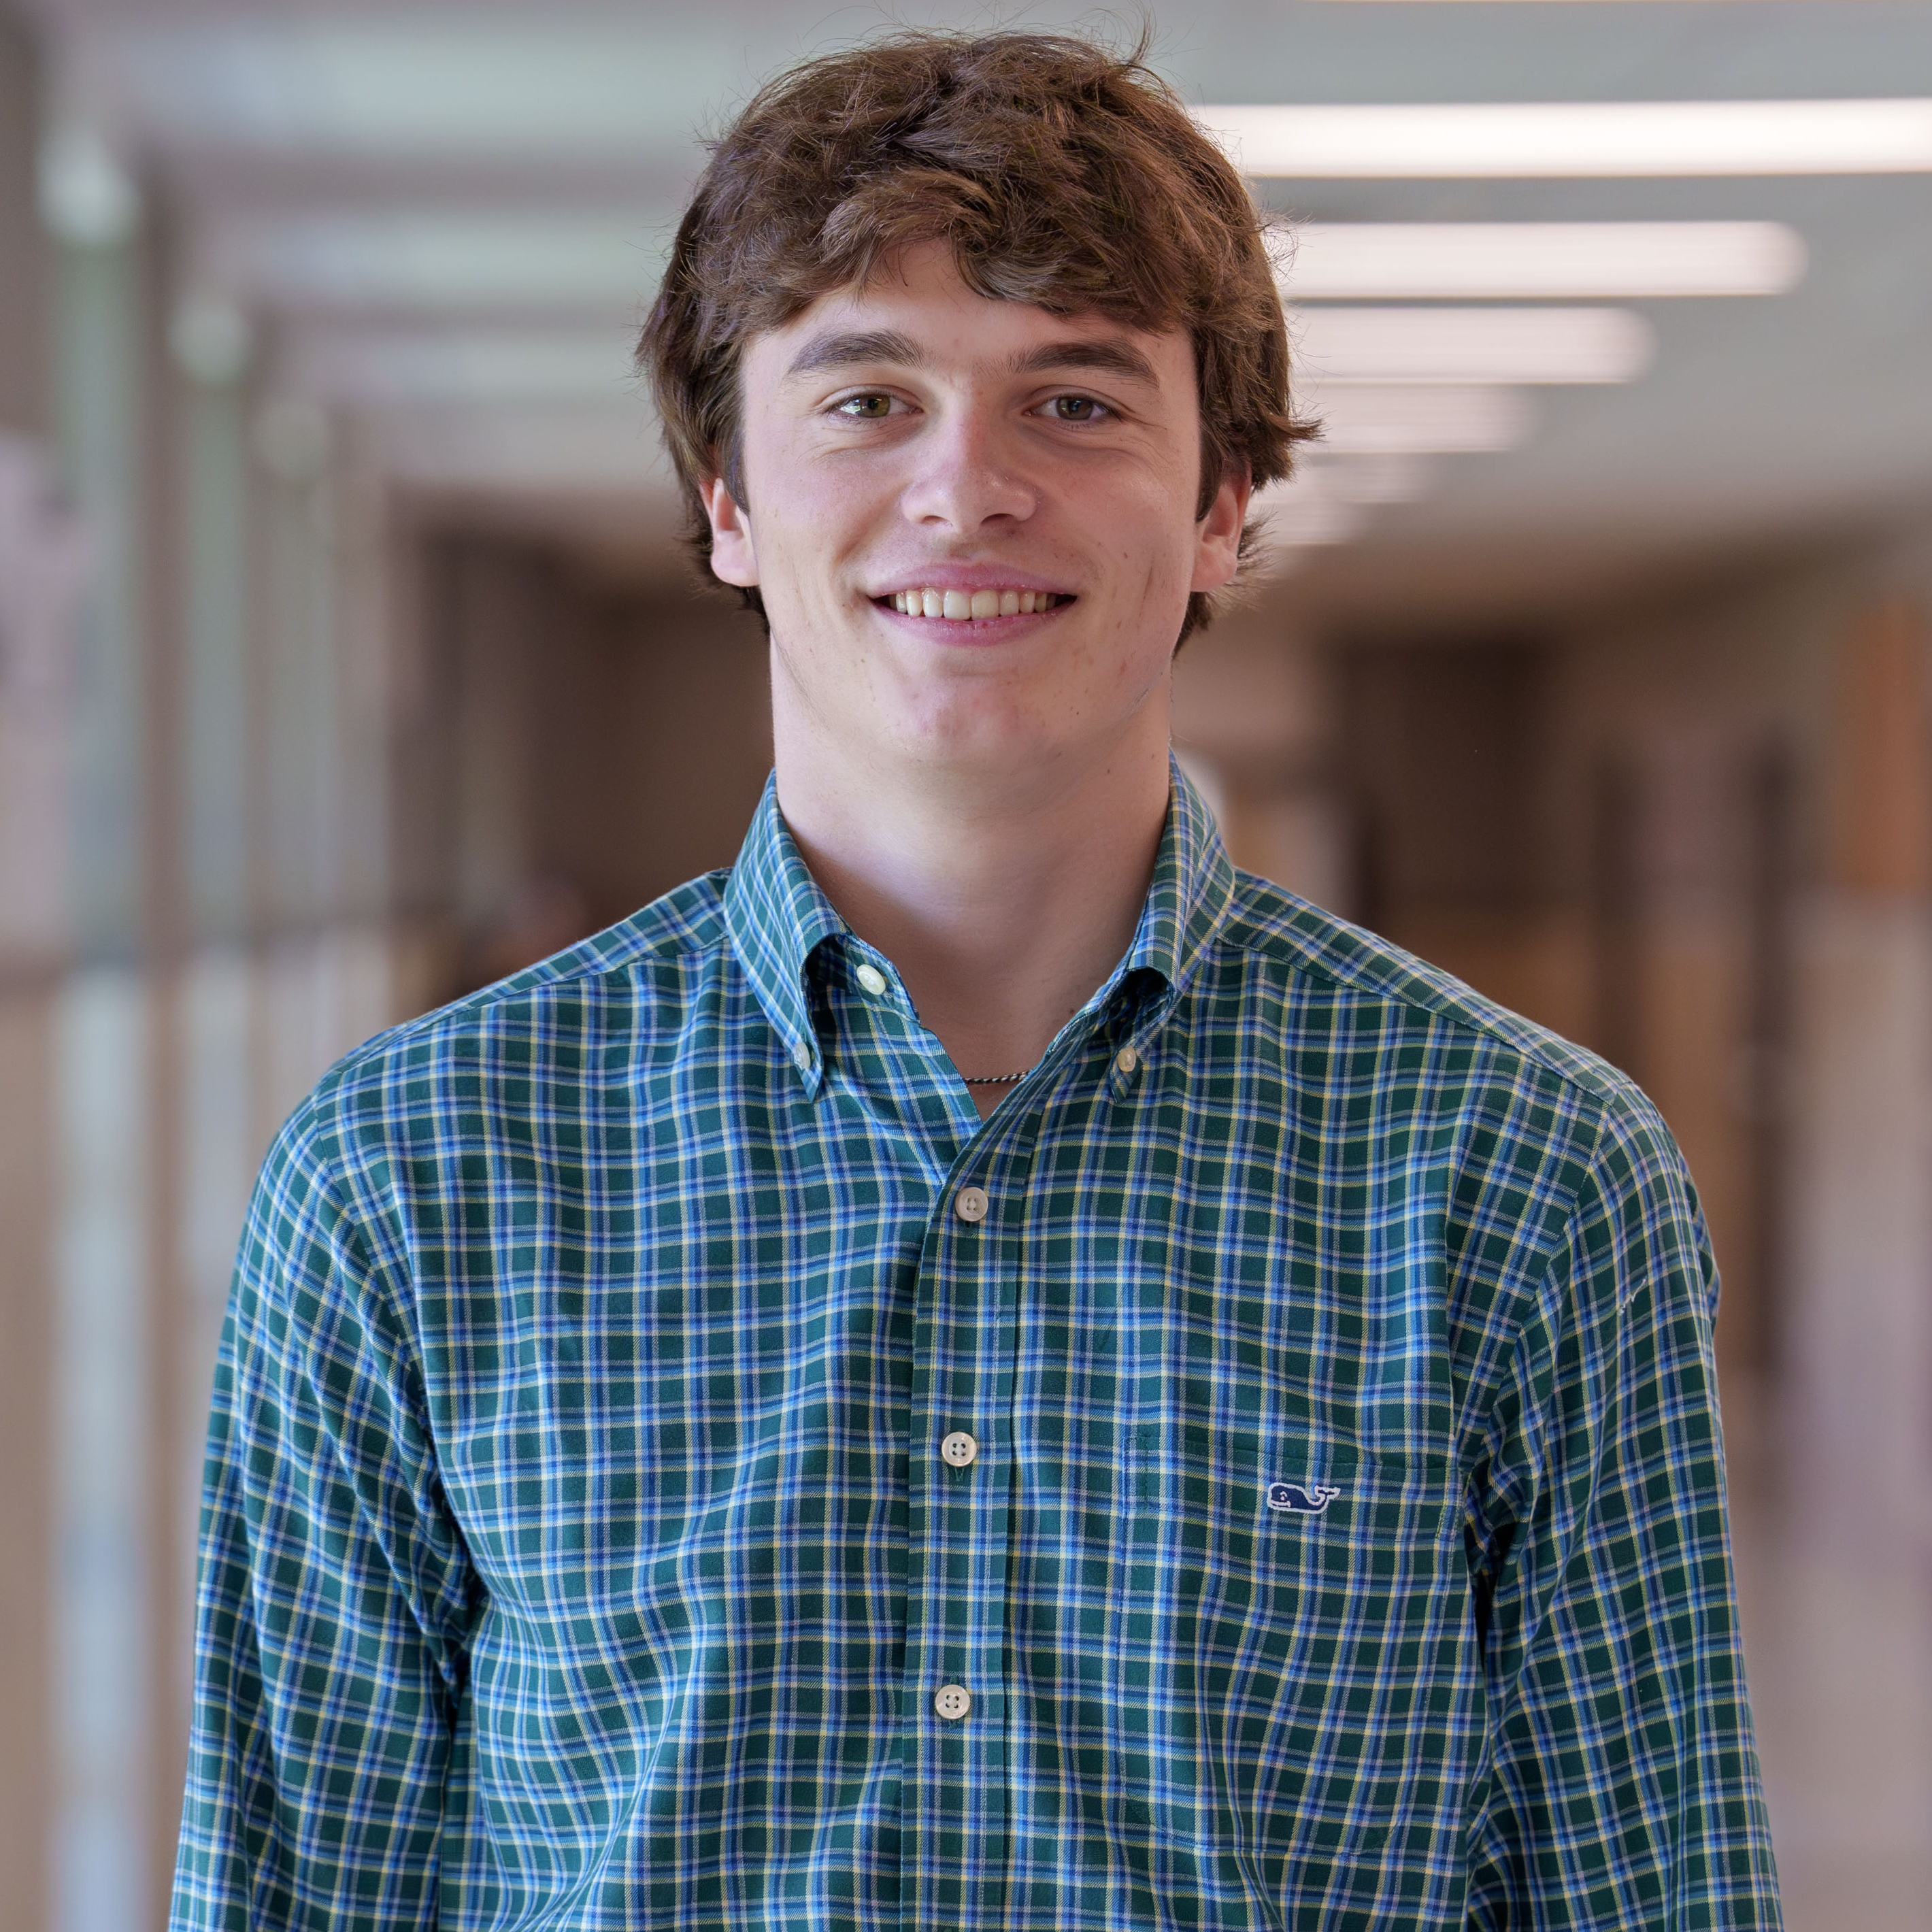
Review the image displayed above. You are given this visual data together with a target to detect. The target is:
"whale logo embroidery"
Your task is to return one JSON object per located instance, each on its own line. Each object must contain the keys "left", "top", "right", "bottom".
{"left": 1267, "top": 1481, "right": 1342, "bottom": 1516}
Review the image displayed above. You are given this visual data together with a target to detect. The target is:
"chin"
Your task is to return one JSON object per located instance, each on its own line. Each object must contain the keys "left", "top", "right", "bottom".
{"left": 893, "top": 706, "right": 1088, "bottom": 784}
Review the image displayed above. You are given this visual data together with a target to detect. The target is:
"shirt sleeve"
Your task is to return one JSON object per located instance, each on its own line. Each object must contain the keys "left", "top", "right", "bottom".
{"left": 170, "top": 1116, "right": 479, "bottom": 1931}
{"left": 1463, "top": 1099, "right": 1782, "bottom": 1929}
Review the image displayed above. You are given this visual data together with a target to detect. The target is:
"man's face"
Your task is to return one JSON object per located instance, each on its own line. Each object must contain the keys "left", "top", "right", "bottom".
{"left": 705, "top": 241, "right": 1248, "bottom": 785}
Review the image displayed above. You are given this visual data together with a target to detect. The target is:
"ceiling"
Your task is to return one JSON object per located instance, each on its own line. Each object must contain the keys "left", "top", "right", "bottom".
{"left": 16, "top": 0, "right": 1932, "bottom": 628}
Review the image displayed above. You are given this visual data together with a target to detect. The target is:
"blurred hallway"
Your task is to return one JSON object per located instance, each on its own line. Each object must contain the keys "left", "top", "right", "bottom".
{"left": 1, "top": 2, "right": 1931, "bottom": 1926}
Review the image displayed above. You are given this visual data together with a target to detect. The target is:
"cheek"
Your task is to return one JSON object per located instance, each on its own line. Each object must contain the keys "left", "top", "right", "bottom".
{"left": 763, "top": 467, "right": 885, "bottom": 598}
{"left": 1102, "top": 497, "right": 1200, "bottom": 621}
{"left": 1095, "top": 466, "right": 1200, "bottom": 569}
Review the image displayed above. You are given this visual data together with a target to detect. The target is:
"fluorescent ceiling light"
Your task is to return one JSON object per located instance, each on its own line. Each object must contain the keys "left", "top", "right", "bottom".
{"left": 231, "top": 216, "right": 662, "bottom": 311}
{"left": 1308, "top": 386, "right": 1534, "bottom": 456}
{"left": 118, "top": 20, "right": 729, "bottom": 163}
{"left": 1282, "top": 223, "right": 1803, "bottom": 299}
{"left": 1290, "top": 307, "right": 1653, "bottom": 384}
{"left": 1255, "top": 490, "right": 1369, "bottom": 549}
{"left": 1277, "top": 454, "right": 1434, "bottom": 505}
{"left": 1200, "top": 99, "right": 1932, "bottom": 178}
{"left": 1301, "top": 454, "right": 1433, "bottom": 505}
{"left": 1253, "top": 454, "right": 1439, "bottom": 548}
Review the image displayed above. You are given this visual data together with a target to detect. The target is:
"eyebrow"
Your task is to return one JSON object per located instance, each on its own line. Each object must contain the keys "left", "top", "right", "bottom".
{"left": 782, "top": 328, "right": 1163, "bottom": 388}
{"left": 1008, "top": 338, "right": 1162, "bottom": 386}
{"left": 784, "top": 329, "right": 927, "bottom": 379}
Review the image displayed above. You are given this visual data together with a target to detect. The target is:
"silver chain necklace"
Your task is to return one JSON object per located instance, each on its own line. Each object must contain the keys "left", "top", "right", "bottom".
{"left": 962, "top": 1071, "right": 1029, "bottom": 1086}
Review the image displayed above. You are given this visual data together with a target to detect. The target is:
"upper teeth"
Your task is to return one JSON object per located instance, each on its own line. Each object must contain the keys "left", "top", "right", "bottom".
{"left": 889, "top": 588, "right": 1058, "bottom": 619}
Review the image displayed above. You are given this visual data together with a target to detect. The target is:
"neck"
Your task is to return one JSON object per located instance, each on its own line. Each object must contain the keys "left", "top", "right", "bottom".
{"left": 773, "top": 705, "right": 1172, "bottom": 1115}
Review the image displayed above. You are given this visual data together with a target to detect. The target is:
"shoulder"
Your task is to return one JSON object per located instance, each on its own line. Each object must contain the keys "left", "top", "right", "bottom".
{"left": 1214, "top": 871, "right": 1697, "bottom": 1261}
{"left": 272, "top": 870, "right": 735, "bottom": 1173}
{"left": 1219, "top": 870, "right": 1626, "bottom": 1110}
{"left": 1220, "top": 873, "right": 1661, "bottom": 1128}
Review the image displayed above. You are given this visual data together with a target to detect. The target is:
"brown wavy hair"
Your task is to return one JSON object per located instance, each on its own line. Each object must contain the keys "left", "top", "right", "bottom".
{"left": 638, "top": 28, "right": 1312, "bottom": 642}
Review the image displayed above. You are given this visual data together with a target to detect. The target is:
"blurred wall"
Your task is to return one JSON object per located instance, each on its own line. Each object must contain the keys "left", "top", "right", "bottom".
{"left": 0, "top": 12, "right": 43, "bottom": 435}
{"left": 403, "top": 531, "right": 773, "bottom": 1001}
{"left": 0, "top": 14, "right": 55, "bottom": 1926}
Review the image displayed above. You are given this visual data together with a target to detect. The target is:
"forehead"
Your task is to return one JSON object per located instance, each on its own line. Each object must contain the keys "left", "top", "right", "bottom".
{"left": 746, "top": 241, "right": 1191, "bottom": 386}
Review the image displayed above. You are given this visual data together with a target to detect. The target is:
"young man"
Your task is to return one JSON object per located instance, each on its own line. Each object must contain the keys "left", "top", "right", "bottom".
{"left": 173, "top": 31, "right": 1780, "bottom": 1931}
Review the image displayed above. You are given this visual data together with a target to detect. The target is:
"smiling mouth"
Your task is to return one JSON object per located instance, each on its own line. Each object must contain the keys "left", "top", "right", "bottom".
{"left": 878, "top": 588, "right": 1073, "bottom": 620}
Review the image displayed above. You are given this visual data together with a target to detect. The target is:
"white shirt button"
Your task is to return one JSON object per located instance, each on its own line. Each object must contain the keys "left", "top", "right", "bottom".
{"left": 1116, "top": 1046, "right": 1139, "bottom": 1075}
{"left": 940, "top": 1430, "right": 979, "bottom": 1468}
{"left": 791, "top": 1040, "right": 812, "bottom": 1070}
{"left": 855, "top": 963, "right": 887, "bottom": 997}
{"left": 953, "top": 1185, "right": 988, "bottom": 1223}
{"left": 933, "top": 1683, "right": 973, "bottom": 1721}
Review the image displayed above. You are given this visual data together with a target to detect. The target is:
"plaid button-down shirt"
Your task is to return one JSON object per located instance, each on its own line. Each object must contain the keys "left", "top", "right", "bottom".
{"left": 173, "top": 767, "right": 1780, "bottom": 1930}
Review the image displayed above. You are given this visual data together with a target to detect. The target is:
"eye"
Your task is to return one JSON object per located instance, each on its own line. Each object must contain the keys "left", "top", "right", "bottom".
{"left": 834, "top": 393, "right": 896, "bottom": 419}
{"left": 1040, "top": 393, "right": 1112, "bottom": 423}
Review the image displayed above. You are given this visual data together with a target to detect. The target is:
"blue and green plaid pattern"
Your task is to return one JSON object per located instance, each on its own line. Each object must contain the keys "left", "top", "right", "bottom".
{"left": 172, "top": 766, "right": 1780, "bottom": 1929}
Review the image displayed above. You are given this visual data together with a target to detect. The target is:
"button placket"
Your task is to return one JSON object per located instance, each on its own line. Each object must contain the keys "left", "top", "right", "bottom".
{"left": 901, "top": 1133, "right": 1027, "bottom": 1932}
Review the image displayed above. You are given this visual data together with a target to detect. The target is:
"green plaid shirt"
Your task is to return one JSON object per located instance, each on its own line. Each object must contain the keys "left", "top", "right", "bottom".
{"left": 173, "top": 766, "right": 1779, "bottom": 1930}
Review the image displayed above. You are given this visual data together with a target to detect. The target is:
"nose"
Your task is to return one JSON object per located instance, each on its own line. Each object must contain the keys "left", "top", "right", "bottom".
{"left": 899, "top": 403, "right": 1037, "bottom": 535}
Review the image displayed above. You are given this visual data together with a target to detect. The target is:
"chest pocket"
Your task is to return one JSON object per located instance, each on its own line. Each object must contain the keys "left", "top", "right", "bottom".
{"left": 1128, "top": 1418, "right": 1456, "bottom": 1627}
{"left": 1116, "top": 1418, "right": 1463, "bottom": 1855}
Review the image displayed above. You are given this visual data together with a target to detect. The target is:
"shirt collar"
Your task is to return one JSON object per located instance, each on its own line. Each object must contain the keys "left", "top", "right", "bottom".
{"left": 724, "top": 757, "right": 1237, "bottom": 1092}
{"left": 723, "top": 774, "right": 846, "bottom": 1093}
{"left": 1114, "top": 754, "right": 1238, "bottom": 1007}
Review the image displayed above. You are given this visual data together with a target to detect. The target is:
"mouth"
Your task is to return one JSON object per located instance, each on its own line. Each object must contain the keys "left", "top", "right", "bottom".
{"left": 874, "top": 586, "right": 1074, "bottom": 622}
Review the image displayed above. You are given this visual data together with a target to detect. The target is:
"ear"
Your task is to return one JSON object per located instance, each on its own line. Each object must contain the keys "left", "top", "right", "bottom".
{"left": 1190, "top": 466, "right": 1252, "bottom": 595}
{"left": 702, "top": 474, "right": 759, "bottom": 588}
